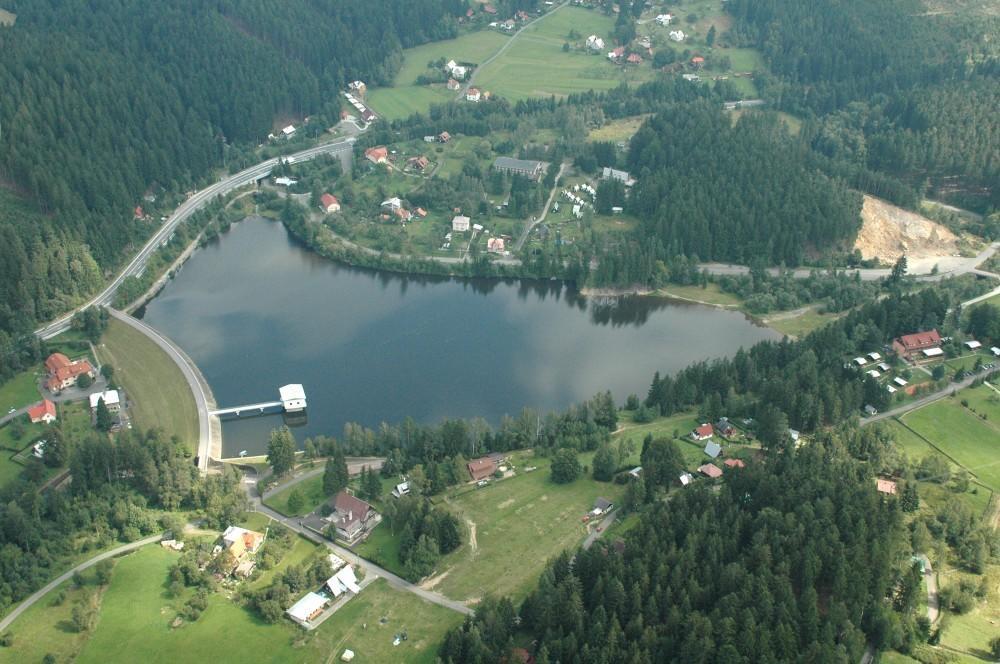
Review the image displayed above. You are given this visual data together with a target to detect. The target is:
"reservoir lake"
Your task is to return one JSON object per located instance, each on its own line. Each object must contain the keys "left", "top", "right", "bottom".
{"left": 140, "top": 217, "right": 779, "bottom": 456}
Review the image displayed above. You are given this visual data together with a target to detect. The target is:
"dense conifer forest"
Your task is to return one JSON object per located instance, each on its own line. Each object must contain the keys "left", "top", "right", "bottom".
{"left": 0, "top": 0, "right": 466, "bottom": 340}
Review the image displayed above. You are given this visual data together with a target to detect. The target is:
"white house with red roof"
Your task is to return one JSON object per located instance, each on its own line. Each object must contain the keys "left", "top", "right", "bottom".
{"left": 27, "top": 399, "right": 57, "bottom": 424}
{"left": 691, "top": 423, "right": 714, "bottom": 441}
{"left": 320, "top": 193, "right": 341, "bottom": 213}
{"left": 466, "top": 88, "right": 482, "bottom": 102}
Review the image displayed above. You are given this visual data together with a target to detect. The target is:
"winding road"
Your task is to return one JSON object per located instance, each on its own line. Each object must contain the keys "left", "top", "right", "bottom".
{"left": 33, "top": 137, "right": 357, "bottom": 341}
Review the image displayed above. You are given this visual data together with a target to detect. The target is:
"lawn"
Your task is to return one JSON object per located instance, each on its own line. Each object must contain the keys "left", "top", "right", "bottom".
{"left": 657, "top": 283, "right": 742, "bottom": 307}
{"left": 473, "top": 7, "right": 656, "bottom": 100}
{"left": 939, "top": 563, "right": 1000, "bottom": 661}
{"left": 367, "top": 86, "right": 454, "bottom": 122}
{"left": 264, "top": 474, "right": 327, "bottom": 517}
{"left": 0, "top": 367, "right": 42, "bottom": 412}
{"left": 901, "top": 395, "right": 1000, "bottom": 492}
{"left": 353, "top": 520, "right": 406, "bottom": 578}
{"left": 432, "top": 450, "right": 627, "bottom": 603}
{"left": 96, "top": 318, "right": 199, "bottom": 450}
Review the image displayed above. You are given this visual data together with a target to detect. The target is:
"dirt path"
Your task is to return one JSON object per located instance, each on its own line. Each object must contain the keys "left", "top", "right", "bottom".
{"left": 465, "top": 518, "right": 478, "bottom": 552}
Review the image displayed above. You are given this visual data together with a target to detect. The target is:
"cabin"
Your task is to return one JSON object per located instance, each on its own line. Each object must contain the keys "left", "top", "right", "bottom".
{"left": 723, "top": 458, "right": 746, "bottom": 470}
{"left": 438, "top": 131, "right": 451, "bottom": 143}
{"left": 714, "top": 417, "right": 735, "bottom": 437}
{"left": 704, "top": 441, "right": 722, "bottom": 458}
{"left": 591, "top": 497, "right": 614, "bottom": 517}
{"left": 487, "top": 237, "right": 505, "bottom": 253}
{"left": 698, "top": 463, "right": 723, "bottom": 479}
{"left": 466, "top": 87, "right": 482, "bottom": 102}
{"left": 586, "top": 35, "right": 605, "bottom": 51}
{"left": 876, "top": 478, "right": 898, "bottom": 495}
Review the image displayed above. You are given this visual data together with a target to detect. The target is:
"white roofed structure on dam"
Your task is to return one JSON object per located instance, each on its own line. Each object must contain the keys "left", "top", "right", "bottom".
{"left": 279, "top": 384, "right": 307, "bottom": 412}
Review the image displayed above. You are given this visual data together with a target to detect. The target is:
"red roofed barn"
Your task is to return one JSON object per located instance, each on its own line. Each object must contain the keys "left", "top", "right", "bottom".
{"left": 319, "top": 193, "right": 340, "bottom": 213}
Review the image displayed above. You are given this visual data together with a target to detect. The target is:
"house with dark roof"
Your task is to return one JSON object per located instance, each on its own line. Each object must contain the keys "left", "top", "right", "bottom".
{"left": 714, "top": 417, "right": 735, "bottom": 437}
{"left": 892, "top": 329, "right": 941, "bottom": 359}
{"left": 328, "top": 491, "right": 380, "bottom": 544}
{"left": 467, "top": 456, "right": 497, "bottom": 481}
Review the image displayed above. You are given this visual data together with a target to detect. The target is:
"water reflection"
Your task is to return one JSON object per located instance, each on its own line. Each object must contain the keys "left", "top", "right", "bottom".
{"left": 141, "top": 217, "right": 778, "bottom": 455}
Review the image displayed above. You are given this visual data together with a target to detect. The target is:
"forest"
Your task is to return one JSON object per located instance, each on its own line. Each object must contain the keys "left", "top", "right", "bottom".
{"left": 0, "top": 0, "right": 467, "bottom": 341}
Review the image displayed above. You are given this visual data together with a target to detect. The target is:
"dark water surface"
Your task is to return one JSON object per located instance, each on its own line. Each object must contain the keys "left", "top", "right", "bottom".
{"left": 140, "top": 217, "right": 778, "bottom": 456}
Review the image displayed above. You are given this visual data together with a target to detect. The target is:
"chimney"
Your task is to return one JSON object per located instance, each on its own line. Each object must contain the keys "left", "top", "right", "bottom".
{"left": 348, "top": 510, "right": 353, "bottom": 522}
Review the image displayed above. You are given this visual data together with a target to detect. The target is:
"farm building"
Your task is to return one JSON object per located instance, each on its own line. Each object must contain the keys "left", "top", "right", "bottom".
{"left": 586, "top": 35, "right": 605, "bottom": 50}
{"left": 669, "top": 30, "right": 685, "bottom": 42}
{"left": 287, "top": 592, "right": 328, "bottom": 626}
{"left": 27, "top": 399, "right": 57, "bottom": 424}
{"left": 447, "top": 78, "right": 460, "bottom": 90}
{"left": 493, "top": 156, "right": 548, "bottom": 180}
{"left": 320, "top": 193, "right": 341, "bottom": 214}
{"left": 438, "top": 131, "right": 451, "bottom": 143}
{"left": 892, "top": 329, "right": 941, "bottom": 359}
{"left": 591, "top": 497, "right": 613, "bottom": 517}
{"left": 655, "top": 13, "right": 673, "bottom": 25}
{"left": 487, "top": 237, "right": 505, "bottom": 253}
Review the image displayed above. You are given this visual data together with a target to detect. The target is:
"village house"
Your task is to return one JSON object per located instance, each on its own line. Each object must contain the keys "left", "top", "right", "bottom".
{"left": 698, "top": 463, "right": 723, "bottom": 479}
{"left": 320, "top": 193, "right": 341, "bottom": 214}
{"left": 364, "top": 146, "right": 389, "bottom": 164}
{"left": 691, "top": 422, "right": 714, "bottom": 441}
{"left": 892, "top": 329, "right": 942, "bottom": 359}
{"left": 669, "top": 30, "right": 685, "bottom": 42}
{"left": 414, "top": 207, "right": 428, "bottom": 218}
{"left": 704, "top": 441, "right": 722, "bottom": 458}
{"left": 447, "top": 78, "right": 460, "bottom": 90}
{"left": 438, "top": 131, "right": 451, "bottom": 143}
{"left": 44, "top": 353, "right": 95, "bottom": 393}
{"left": 407, "top": 155, "right": 430, "bottom": 171}
{"left": 467, "top": 456, "right": 497, "bottom": 482}
{"left": 876, "top": 478, "right": 898, "bottom": 495}
{"left": 655, "top": 13, "right": 673, "bottom": 26}
{"left": 965, "top": 339, "right": 982, "bottom": 350}
{"left": 679, "top": 472, "right": 694, "bottom": 486}
{"left": 27, "top": 399, "right": 57, "bottom": 424}
{"left": 607, "top": 46, "right": 625, "bottom": 62}
{"left": 328, "top": 491, "right": 380, "bottom": 544}
{"left": 493, "top": 156, "right": 548, "bottom": 180}
{"left": 326, "top": 565, "right": 361, "bottom": 598}
{"left": 690, "top": 56, "right": 705, "bottom": 67}
{"left": 391, "top": 481, "right": 410, "bottom": 498}
{"left": 586, "top": 35, "right": 605, "bottom": 51}
{"left": 466, "top": 87, "right": 482, "bottom": 102}
{"left": 393, "top": 207, "right": 413, "bottom": 222}
{"left": 626, "top": 53, "right": 643, "bottom": 64}
{"left": 348, "top": 80, "right": 367, "bottom": 97}
{"left": 222, "top": 525, "right": 265, "bottom": 557}
{"left": 591, "top": 497, "right": 614, "bottom": 517}
{"left": 714, "top": 417, "right": 736, "bottom": 437}
{"left": 487, "top": 237, "right": 505, "bottom": 253}
{"left": 381, "top": 197, "right": 403, "bottom": 211}
{"left": 89, "top": 389, "right": 121, "bottom": 413}
{"left": 452, "top": 215, "right": 471, "bottom": 232}
{"left": 723, "top": 458, "right": 746, "bottom": 470}
{"left": 281, "top": 125, "right": 296, "bottom": 138}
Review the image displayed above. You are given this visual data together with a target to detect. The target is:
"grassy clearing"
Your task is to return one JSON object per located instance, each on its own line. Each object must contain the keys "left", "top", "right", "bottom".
{"left": 939, "top": 562, "right": 1000, "bottom": 660}
{"left": 901, "top": 394, "right": 1000, "bottom": 492}
{"left": 587, "top": 115, "right": 649, "bottom": 143}
{"left": 1, "top": 566, "right": 109, "bottom": 663}
{"left": 765, "top": 308, "right": 841, "bottom": 339}
{"left": 0, "top": 368, "right": 42, "bottom": 412}
{"left": 367, "top": 86, "right": 453, "bottom": 122}
{"left": 264, "top": 474, "right": 327, "bottom": 517}
{"left": 96, "top": 318, "right": 198, "bottom": 450}
{"left": 249, "top": 534, "right": 321, "bottom": 590}
{"left": 17, "top": 543, "right": 460, "bottom": 663}
{"left": 434, "top": 450, "right": 627, "bottom": 602}
{"left": 657, "top": 283, "right": 741, "bottom": 307}
{"left": 474, "top": 7, "right": 655, "bottom": 100}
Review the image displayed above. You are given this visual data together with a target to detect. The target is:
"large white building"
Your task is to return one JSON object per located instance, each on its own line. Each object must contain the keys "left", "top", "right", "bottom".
{"left": 89, "top": 389, "right": 121, "bottom": 412}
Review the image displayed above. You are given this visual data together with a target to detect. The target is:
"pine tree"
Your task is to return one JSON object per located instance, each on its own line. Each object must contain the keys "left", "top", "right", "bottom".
{"left": 266, "top": 427, "right": 296, "bottom": 476}
{"left": 900, "top": 481, "right": 919, "bottom": 512}
{"left": 95, "top": 398, "right": 113, "bottom": 432}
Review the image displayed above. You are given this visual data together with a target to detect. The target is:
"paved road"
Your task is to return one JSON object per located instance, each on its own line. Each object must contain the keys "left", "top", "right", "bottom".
{"left": 106, "top": 308, "right": 214, "bottom": 473}
{"left": 0, "top": 532, "right": 164, "bottom": 632}
{"left": 514, "top": 161, "right": 568, "bottom": 252}
{"left": 33, "top": 138, "right": 357, "bottom": 341}
{"left": 259, "top": 458, "right": 386, "bottom": 501}
{"left": 456, "top": 2, "right": 569, "bottom": 102}
{"left": 860, "top": 368, "right": 990, "bottom": 426}
{"left": 699, "top": 242, "right": 999, "bottom": 283}
{"left": 582, "top": 508, "right": 618, "bottom": 550}
{"left": 916, "top": 554, "right": 939, "bottom": 623}
{"left": 242, "top": 474, "right": 473, "bottom": 616}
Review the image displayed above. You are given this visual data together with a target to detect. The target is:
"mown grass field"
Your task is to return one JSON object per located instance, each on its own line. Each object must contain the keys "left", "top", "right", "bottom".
{"left": 433, "top": 449, "right": 627, "bottom": 603}
{"left": 657, "top": 283, "right": 742, "bottom": 307}
{"left": 765, "top": 308, "right": 841, "bottom": 339}
{"left": 0, "top": 368, "right": 41, "bottom": 413}
{"left": 353, "top": 521, "right": 406, "bottom": 578}
{"left": 475, "top": 7, "right": 655, "bottom": 100}
{"left": 11, "top": 542, "right": 461, "bottom": 663}
{"left": 96, "top": 318, "right": 199, "bottom": 449}
{"left": 901, "top": 390, "right": 1000, "bottom": 492}
{"left": 587, "top": 115, "right": 649, "bottom": 143}
{"left": 938, "top": 562, "right": 1000, "bottom": 661}
{"left": 367, "top": 31, "right": 509, "bottom": 120}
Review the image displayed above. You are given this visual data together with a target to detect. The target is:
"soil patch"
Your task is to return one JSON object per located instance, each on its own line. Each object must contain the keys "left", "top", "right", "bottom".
{"left": 855, "top": 195, "right": 959, "bottom": 265}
